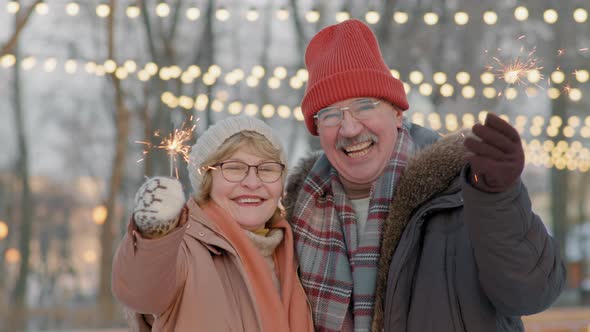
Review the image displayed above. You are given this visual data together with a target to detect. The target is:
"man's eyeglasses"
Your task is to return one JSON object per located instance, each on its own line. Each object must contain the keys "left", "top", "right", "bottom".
{"left": 313, "top": 98, "right": 381, "bottom": 127}
{"left": 206, "top": 161, "right": 285, "bottom": 183}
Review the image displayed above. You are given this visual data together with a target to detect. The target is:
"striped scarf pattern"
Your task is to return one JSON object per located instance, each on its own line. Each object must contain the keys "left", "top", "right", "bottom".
{"left": 292, "top": 124, "right": 414, "bottom": 332}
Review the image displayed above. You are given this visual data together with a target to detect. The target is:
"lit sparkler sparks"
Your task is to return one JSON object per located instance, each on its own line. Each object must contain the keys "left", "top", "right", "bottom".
{"left": 487, "top": 46, "right": 544, "bottom": 86}
{"left": 137, "top": 116, "right": 199, "bottom": 178}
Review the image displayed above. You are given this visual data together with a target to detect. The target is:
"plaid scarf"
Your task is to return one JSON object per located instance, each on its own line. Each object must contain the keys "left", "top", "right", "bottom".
{"left": 291, "top": 124, "right": 414, "bottom": 332}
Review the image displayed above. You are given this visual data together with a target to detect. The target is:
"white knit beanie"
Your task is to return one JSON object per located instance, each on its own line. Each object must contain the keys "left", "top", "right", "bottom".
{"left": 187, "top": 116, "right": 286, "bottom": 194}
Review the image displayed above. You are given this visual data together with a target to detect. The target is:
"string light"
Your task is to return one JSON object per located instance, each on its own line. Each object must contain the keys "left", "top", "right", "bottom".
{"left": 335, "top": 9, "right": 350, "bottom": 23}
{"left": 409, "top": 70, "right": 424, "bottom": 84}
{"left": 65, "top": 2, "right": 80, "bottom": 16}
{"left": 2, "top": 55, "right": 587, "bottom": 104}
{"left": 305, "top": 8, "right": 320, "bottom": 23}
{"left": 0, "top": 220, "right": 8, "bottom": 240}
{"left": 365, "top": 9, "right": 380, "bottom": 24}
{"left": 543, "top": 9, "right": 559, "bottom": 24}
{"left": 155, "top": 2, "right": 171, "bottom": 17}
{"left": 514, "top": 6, "right": 529, "bottom": 21}
{"left": 393, "top": 11, "right": 409, "bottom": 24}
{"left": 574, "top": 70, "right": 589, "bottom": 83}
{"left": 186, "top": 6, "right": 200, "bottom": 20}
{"left": 6, "top": 1, "right": 20, "bottom": 14}
{"left": 92, "top": 205, "right": 107, "bottom": 225}
{"left": 216, "top": 6, "right": 230, "bottom": 21}
{"left": 454, "top": 11, "right": 469, "bottom": 25}
{"left": 433, "top": 72, "right": 447, "bottom": 85}
{"left": 96, "top": 3, "right": 110, "bottom": 17}
{"left": 424, "top": 12, "right": 439, "bottom": 25}
{"left": 41, "top": 57, "right": 57, "bottom": 72}
{"left": 246, "top": 7, "right": 259, "bottom": 22}
{"left": 573, "top": 8, "right": 588, "bottom": 23}
{"left": 276, "top": 7, "right": 289, "bottom": 21}
{"left": 5, "top": 248, "right": 20, "bottom": 263}
{"left": 126, "top": 4, "right": 140, "bottom": 18}
{"left": 483, "top": 10, "right": 498, "bottom": 25}
{"left": 35, "top": 2, "right": 49, "bottom": 15}
{"left": 1, "top": 5, "right": 588, "bottom": 27}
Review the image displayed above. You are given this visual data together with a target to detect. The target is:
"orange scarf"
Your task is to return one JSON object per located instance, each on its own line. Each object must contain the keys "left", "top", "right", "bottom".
{"left": 201, "top": 201, "right": 314, "bottom": 332}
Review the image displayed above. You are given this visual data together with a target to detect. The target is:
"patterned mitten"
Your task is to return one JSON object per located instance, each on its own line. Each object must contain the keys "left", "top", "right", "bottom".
{"left": 133, "top": 177, "right": 186, "bottom": 239}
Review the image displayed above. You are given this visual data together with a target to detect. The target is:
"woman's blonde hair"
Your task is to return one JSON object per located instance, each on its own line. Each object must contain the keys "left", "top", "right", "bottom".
{"left": 194, "top": 131, "right": 286, "bottom": 222}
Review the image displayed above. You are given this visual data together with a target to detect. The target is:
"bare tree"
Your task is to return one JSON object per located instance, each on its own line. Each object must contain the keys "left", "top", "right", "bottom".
{"left": 0, "top": 0, "right": 41, "bottom": 56}
{"left": 0, "top": 2, "right": 44, "bottom": 329}
{"left": 97, "top": 0, "right": 130, "bottom": 322}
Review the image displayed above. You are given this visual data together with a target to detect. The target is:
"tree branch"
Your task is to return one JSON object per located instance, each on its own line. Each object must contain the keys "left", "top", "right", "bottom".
{"left": 0, "top": 0, "right": 42, "bottom": 56}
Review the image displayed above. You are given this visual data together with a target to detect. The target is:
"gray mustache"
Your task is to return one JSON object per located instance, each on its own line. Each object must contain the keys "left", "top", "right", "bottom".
{"left": 335, "top": 133, "right": 379, "bottom": 150}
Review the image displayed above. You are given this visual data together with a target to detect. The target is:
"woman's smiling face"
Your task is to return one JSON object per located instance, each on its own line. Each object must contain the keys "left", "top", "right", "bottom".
{"left": 209, "top": 147, "right": 284, "bottom": 231}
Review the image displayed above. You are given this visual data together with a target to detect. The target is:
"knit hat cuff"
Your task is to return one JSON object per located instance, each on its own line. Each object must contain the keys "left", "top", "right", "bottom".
{"left": 302, "top": 69, "right": 409, "bottom": 135}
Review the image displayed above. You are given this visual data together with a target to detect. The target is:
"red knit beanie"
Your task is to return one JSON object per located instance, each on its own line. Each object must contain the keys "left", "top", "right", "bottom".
{"left": 301, "top": 19, "right": 409, "bottom": 135}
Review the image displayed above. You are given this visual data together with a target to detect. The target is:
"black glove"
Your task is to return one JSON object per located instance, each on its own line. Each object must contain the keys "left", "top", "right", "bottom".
{"left": 463, "top": 113, "right": 525, "bottom": 193}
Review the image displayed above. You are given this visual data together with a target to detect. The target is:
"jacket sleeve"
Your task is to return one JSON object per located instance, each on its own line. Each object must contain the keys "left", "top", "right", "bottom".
{"left": 111, "top": 208, "right": 189, "bottom": 315}
{"left": 461, "top": 169, "right": 566, "bottom": 316}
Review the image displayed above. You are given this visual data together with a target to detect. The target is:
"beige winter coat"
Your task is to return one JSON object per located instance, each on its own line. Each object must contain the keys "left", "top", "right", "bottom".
{"left": 112, "top": 199, "right": 282, "bottom": 331}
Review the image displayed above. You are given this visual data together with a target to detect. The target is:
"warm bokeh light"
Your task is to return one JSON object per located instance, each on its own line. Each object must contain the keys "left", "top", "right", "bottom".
{"left": 335, "top": 11, "right": 350, "bottom": 23}
{"left": 96, "top": 3, "right": 110, "bottom": 17}
{"left": 573, "top": 8, "right": 588, "bottom": 23}
{"left": 0, "top": 221, "right": 8, "bottom": 240}
{"left": 365, "top": 10, "right": 380, "bottom": 24}
{"left": 483, "top": 11, "right": 498, "bottom": 25}
{"left": 276, "top": 7, "right": 289, "bottom": 21}
{"left": 543, "top": 9, "right": 558, "bottom": 24}
{"left": 454, "top": 12, "right": 469, "bottom": 25}
{"left": 433, "top": 72, "right": 447, "bottom": 85}
{"left": 155, "top": 2, "right": 171, "bottom": 17}
{"left": 409, "top": 71, "right": 424, "bottom": 84}
{"left": 83, "top": 250, "right": 97, "bottom": 264}
{"left": 65, "top": 2, "right": 80, "bottom": 16}
{"left": 186, "top": 7, "right": 201, "bottom": 20}
{"left": 92, "top": 205, "right": 107, "bottom": 225}
{"left": 126, "top": 5, "right": 140, "bottom": 18}
{"left": 419, "top": 83, "right": 433, "bottom": 96}
{"left": 246, "top": 7, "right": 259, "bottom": 22}
{"left": 424, "top": 12, "right": 439, "bottom": 25}
{"left": 216, "top": 7, "right": 230, "bottom": 21}
{"left": 514, "top": 6, "right": 529, "bottom": 21}
{"left": 456, "top": 71, "right": 471, "bottom": 85}
{"left": 440, "top": 84, "right": 454, "bottom": 97}
{"left": 305, "top": 8, "right": 320, "bottom": 23}
{"left": 551, "top": 70, "right": 565, "bottom": 84}
{"left": 574, "top": 69, "right": 589, "bottom": 83}
{"left": 35, "top": 2, "right": 49, "bottom": 15}
{"left": 393, "top": 11, "right": 409, "bottom": 24}
{"left": 5, "top": 248, "right": 20, "bottom": 263}
{"left": 6, "top": 1, "right": 20, "bottom": 14}
{"left": 480, "top": 72, "right": 495, "bottom": 85}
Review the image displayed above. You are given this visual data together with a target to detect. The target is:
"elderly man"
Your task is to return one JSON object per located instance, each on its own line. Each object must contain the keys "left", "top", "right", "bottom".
{"left": 285, "top": 19, "right": 565, "bottom": 332}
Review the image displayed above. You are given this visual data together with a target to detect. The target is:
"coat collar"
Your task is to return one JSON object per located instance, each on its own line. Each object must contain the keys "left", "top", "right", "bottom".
{"left": 184, "top": 198, "right": 237, "bottom": 256}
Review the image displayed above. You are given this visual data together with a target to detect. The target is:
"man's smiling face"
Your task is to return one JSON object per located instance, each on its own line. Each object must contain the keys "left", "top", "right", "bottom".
{"left": 317, "top": 97, "right": 403, "bottom": 185}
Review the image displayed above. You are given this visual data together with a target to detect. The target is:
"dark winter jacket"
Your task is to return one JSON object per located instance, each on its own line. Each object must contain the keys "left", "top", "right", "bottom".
{"left": 285, "top": 123, "right": 565, "bottom": 332}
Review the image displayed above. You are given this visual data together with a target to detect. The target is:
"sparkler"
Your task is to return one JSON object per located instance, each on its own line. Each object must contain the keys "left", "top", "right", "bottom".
{"left": 137, "top": 116, "right": 199, "bottom": 178}
{"left": 483, "top": 37, "right": 545, "bottom": 114}
{"left": 486, "top": 46, "right": 544, "bottom": 88}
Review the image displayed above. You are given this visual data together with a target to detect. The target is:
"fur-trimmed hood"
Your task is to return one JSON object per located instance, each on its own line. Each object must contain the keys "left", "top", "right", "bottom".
{"left": 284, "top": 131, "right": 472, "bottom": 330}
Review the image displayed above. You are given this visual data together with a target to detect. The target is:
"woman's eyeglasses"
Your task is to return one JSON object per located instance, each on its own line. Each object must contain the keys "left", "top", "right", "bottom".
{"left": 206, "top": 161, "right": 285, "bottom": 183}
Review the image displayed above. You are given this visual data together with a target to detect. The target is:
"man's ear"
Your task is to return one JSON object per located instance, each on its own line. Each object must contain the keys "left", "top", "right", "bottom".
{"left": 395, "top": 108, "right": 404, "bottom": 128}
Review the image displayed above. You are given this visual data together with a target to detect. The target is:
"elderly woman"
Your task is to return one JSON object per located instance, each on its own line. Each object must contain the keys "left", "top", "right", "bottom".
{"left": 112, "top": 116, "right": 313, "bottom": 332}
